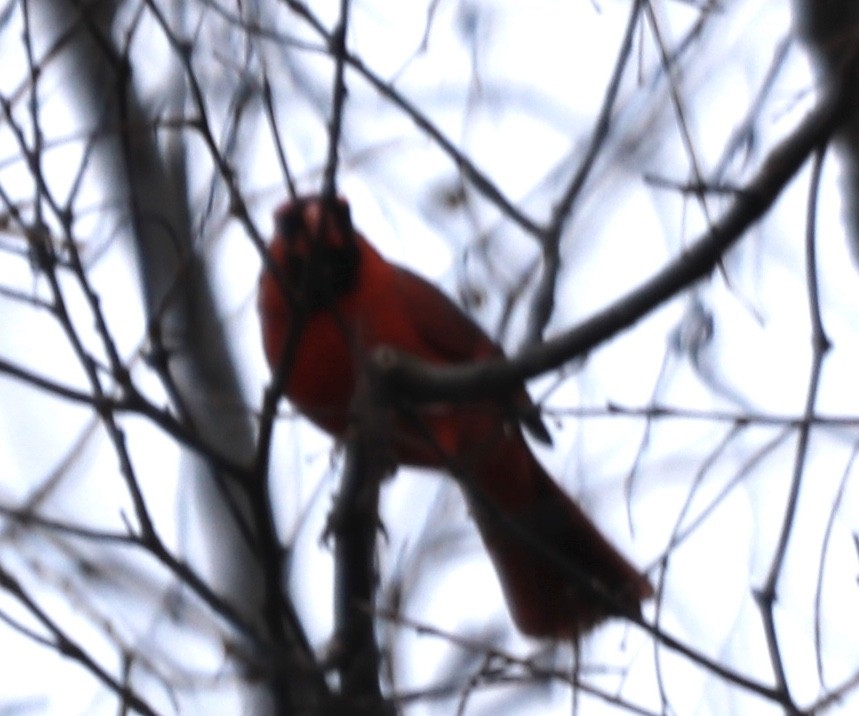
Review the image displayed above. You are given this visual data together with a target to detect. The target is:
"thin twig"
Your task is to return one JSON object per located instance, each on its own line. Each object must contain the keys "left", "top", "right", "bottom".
{"left": 755, "top": 142, "right": 831, "bottom": 710}
{"left": 376, "top": 80, "right": 852, "bottom": 403}
{"left": 528, "top": 0, "right": 645, "bottom": 343}
{"left": 0, "top": 564, "right": 159, "bottom": 716}
{"left": 322, "top": 0, "right": 350, "bottom": 200}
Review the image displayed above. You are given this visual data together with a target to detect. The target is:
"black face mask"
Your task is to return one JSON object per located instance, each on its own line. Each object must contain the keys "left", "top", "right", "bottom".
{"left": 279, "top": 199, "right": 360, "bottom": 312}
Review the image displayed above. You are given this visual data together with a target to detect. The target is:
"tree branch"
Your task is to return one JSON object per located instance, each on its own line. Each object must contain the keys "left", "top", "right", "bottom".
{"left": 377, "top": 78, "right": 853, "bottom": 402}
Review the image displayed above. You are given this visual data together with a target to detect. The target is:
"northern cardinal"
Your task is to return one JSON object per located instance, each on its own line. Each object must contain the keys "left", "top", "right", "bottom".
{"left": 258, "top": 195, "right": 652, "bottom": 638}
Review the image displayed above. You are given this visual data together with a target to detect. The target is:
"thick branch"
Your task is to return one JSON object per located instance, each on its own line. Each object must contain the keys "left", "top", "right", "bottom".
{"left": 377, "top": 79, "right": 852, "bottom": 402}
{"left": 331, "top": 370, "right": 395, "bottom": 715}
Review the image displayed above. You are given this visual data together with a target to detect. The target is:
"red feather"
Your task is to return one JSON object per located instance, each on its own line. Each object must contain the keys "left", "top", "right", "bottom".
{"left": 259, "top": 196, "right": 652, "bottom": 637}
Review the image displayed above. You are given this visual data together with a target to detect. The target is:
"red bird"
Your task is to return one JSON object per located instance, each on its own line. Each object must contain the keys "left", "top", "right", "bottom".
{"left": 258, "top": 195, "right": 652, "bottom": 638}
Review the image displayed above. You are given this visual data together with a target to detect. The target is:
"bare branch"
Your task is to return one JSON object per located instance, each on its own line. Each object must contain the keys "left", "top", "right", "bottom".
{"left": 378, "top": 79, "right": 853, "bottom": 402}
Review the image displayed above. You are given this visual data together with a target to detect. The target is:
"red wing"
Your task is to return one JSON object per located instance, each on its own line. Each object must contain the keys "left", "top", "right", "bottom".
{"left": 392, "top": 266, "right": 552, "bottom": 444}
{"left": 392, "top": 265, "right": 502, "bottom": 363}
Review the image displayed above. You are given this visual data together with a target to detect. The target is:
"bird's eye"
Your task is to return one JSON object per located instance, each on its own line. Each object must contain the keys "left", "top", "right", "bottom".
{"left": 277, "top": 210, "right": 304, "bottom": 239}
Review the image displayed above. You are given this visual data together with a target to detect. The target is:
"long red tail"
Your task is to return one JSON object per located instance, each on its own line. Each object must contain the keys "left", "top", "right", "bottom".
{"left": 464, "top": 435, "right": 652, "bottom": 638}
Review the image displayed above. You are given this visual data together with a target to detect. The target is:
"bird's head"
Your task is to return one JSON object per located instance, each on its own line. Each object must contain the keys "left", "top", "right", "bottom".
{"left": 271, "top": 195, "right": 360, "bottom": 309}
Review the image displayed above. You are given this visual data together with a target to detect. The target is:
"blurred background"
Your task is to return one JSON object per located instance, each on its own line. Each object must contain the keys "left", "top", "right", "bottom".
{"left": 0, "top": 0, "right": 857, "bottom": 714}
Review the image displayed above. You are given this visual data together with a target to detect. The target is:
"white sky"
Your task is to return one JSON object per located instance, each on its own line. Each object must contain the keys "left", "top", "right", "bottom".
{"left": 1, "top": 1, "right": 857, "bottom": 714}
